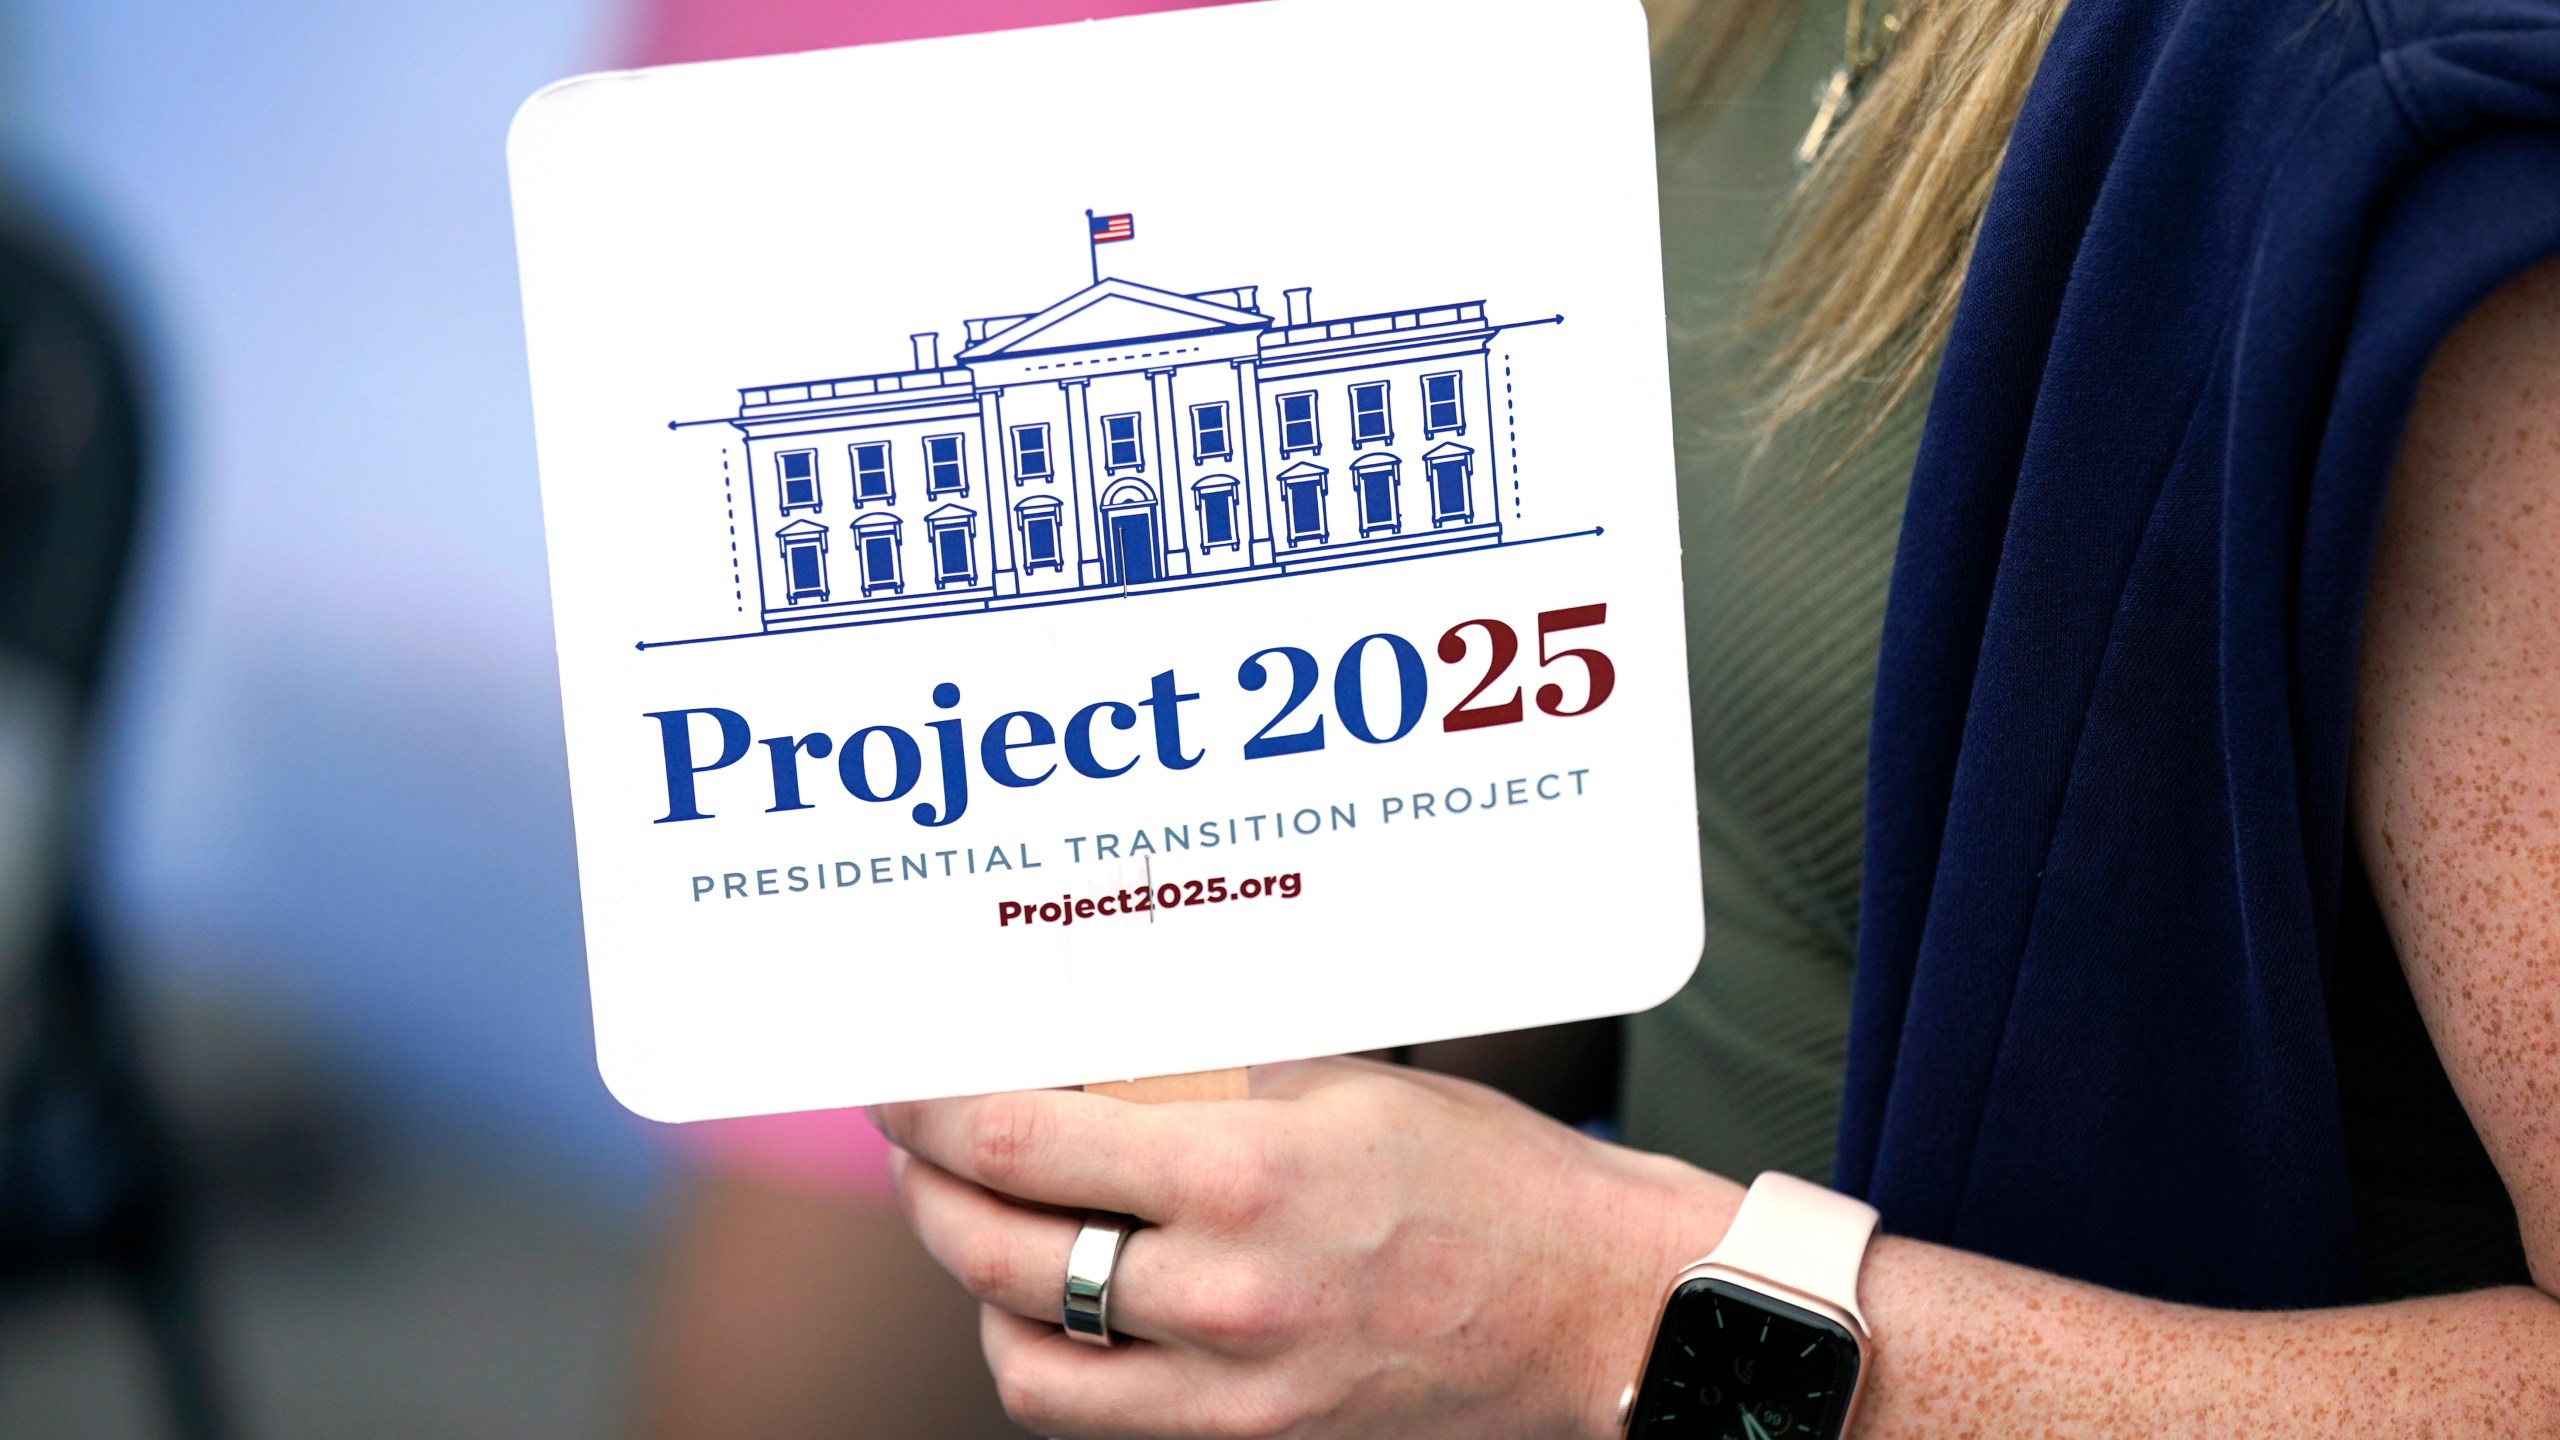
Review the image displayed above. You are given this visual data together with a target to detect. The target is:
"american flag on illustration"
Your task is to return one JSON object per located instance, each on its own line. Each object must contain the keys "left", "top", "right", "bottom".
{"left": 1089, "top": 211, "right": 1136, "bottom": 243}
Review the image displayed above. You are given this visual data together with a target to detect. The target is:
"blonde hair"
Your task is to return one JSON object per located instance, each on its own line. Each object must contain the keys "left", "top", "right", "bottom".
{"left": 1650, "top": 0, "right": 2070, "bottom": 459}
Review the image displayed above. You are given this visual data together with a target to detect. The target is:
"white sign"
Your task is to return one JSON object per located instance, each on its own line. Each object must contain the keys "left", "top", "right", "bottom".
{"left": 508, "top": 0, "right": 1700, "bottom": 1121}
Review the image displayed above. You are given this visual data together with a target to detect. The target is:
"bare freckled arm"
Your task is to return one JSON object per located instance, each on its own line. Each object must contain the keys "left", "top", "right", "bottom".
{"left": 1731, "top": 259, "right": 2560, "bottom": 1440}
{"left": 2353, "top": 254, "right": 2560, "bottom": 1287}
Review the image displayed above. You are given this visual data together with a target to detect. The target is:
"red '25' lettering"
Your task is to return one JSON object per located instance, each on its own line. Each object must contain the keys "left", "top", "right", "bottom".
{"left": 1437, "top": 604, "right": 1616, "bottom": 733}
{"left": 1238, "top": 605, "right": 1618, "bottom": 760}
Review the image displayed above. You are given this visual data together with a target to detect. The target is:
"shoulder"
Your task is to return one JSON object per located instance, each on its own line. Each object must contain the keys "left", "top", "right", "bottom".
{"left": 2354, "top": 251, "right": 2560, "bottom": 1291}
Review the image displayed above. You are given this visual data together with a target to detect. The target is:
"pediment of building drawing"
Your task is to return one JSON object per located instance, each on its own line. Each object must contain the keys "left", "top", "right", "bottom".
{"left": 958, "top": 281, "right": 1266, "bottom": 360}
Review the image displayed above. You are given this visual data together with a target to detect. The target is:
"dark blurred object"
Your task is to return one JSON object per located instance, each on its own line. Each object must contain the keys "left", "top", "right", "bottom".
{"left": 1409, "top": 1017, "right": 1623, "bottom": 1128}
{"left": 148, "top": 990, "right": 369, "bottom": 1241}
{"left": 0, "top": 197, "right": 230, "bottom": 1439}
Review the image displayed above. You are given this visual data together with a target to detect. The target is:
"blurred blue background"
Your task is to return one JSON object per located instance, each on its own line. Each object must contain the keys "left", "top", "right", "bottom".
{"left": 0, "top": 5, "right": 1215, "bottom": 1432}
{"left": 5, "top": 0, "right": 649, "bottom": 1191}
{"left": 0, "top": 3, "right": 668, "bottom": 1433}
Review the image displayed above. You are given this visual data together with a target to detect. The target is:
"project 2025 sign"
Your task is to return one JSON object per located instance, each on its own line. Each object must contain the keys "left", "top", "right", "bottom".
{"left": 508, "top": 0, "right": 1701, "bottom": 1116}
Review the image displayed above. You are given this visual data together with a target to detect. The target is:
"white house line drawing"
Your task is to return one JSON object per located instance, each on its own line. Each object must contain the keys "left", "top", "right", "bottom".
{"left": 661, "top": 272, "right": 1564, "bottom": 646}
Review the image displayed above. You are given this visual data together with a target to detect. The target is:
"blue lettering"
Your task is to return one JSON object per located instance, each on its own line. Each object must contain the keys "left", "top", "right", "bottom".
{"left": 982, "top": 710, "right": 1058, "bottom": 788}
{"left": 763, "top": 732, "right": 836, "bottom": 813}
{"left": 646, "top": 708, "right": 752, "bottom": 823}
{"left": 1140, "top": 669, "right": 1203, "bottom": 771}
{"left": 1064, "top": 701, "right": 1140, "bottom": 779}
{"left": 839, "top": 726, "right": 923, "bottom": 804}
{"left": 915, "top": 683, "right": 969, "bottom": 828}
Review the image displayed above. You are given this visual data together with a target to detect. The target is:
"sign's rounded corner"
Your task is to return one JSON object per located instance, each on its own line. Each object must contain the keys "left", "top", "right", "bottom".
{"left": 1622, "top": 915, "right": 1709, "bottom": 1015}
{"left": 593, "top": 1044, "right": 703, "bottom": 1126}
{"left": 507, "top": 67, "right": 647, "bottom": 172}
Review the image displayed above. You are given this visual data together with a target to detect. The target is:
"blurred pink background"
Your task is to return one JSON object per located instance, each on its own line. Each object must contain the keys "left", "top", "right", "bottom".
{"left": 630, "top": 0, "right": 1250, "bottom": 64}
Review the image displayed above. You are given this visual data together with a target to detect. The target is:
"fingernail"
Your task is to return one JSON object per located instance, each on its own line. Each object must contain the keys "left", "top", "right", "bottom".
{"left": 886, "top": 1147, "right": 911, "bottom": 1183}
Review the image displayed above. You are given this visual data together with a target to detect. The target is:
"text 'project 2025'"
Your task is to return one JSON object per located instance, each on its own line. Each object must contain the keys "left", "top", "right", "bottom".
{"left": 642, "top": 604, "right": 1622, "bottom": 833}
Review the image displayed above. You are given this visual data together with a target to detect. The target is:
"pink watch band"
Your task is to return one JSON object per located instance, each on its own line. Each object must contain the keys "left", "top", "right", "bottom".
{"left": 1700, "top": 1171, "right": 1881, "bottom": 1333}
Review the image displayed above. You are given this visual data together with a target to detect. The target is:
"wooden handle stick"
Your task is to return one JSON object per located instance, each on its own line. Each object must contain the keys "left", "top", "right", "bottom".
{"left": 1086, "top": 1068, "right": 1249, "bottom": 1104}
{"left": 1081, "top": 857, "right": 1252, "bottom": 1103}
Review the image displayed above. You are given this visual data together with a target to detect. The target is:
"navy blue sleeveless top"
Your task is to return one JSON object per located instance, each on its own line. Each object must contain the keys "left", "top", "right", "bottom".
{"left": 1839, "top": 0, "right": 2560, "bottom": 1307}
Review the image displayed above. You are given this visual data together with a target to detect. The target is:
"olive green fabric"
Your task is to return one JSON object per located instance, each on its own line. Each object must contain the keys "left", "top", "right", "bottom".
{"left": 1619, "top": 2, "right": 1927, "bottom": 1186}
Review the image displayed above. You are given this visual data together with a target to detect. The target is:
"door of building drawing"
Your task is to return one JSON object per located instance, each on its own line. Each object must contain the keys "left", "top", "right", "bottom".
{"left": 1107, "top": 509, "right": 1159, "bottom": 586}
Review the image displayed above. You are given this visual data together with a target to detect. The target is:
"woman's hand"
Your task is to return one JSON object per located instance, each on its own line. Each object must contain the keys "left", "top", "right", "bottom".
{"left": 872, "top": 1058, "right": 1740, "bottom": 1440}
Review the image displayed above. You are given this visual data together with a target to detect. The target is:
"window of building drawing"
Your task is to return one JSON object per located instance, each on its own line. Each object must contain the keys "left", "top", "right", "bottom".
{"left": 1426, "top": 442, "right": 1475, "bottom": 525}
{"left": 927, "top": 510, "right": 977, "bottom": 588}
{"left": 777, "top": 449, "right": 821, "bottom": 513}
{"left": 786, "top": 542, "right": 827, "bottom": 600}
{"left": 1195, "top": 478, "right": 1241, "bottom": 550}
{"left": 1278, "top": 391, "right": 1320, "bottom": 456}
{"left": 852, "top": 441, "right": 894, "bottom": 504}
{"left": 1352, "top": 453, "right": 1401, "bottom": 536}
{"left": 1423, "top": 372, "right": 1466, "bottom": 437}
{"left": 853, "top": 513, "right": 903, "bottom": 595}
{"left": 1013, "top": 423, "right": 1054, "bottom": 481}
{"left": 777, "top": 522, "right": 830, "bottom": 603}
{"left": 1016, "top": 498, "right": 1065, "bottom": 571}
{"left": 1280, "top": 463, "right": 1327, "bottom": 545}
{"left": 1102, "top": 413, "right": 1144, "bottom": 472}
{"left": 1192, "top": 402, "right": 1232, "bottom": 462}
{"left": 1350, "top": 381, "right": 1392, "bottom": 446}
{"left": 924, "top": 434, "right": 968, "bottom": 496}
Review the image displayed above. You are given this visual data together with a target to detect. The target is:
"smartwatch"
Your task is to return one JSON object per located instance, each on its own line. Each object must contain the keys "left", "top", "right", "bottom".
{"left": 1619, "top": 1171, "right": 1879, "bottom": 1440}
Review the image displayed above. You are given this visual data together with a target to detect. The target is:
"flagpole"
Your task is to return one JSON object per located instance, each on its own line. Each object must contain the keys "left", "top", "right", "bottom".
{"left": 1085, "top": 209, "right": 1099, "bottom": 287}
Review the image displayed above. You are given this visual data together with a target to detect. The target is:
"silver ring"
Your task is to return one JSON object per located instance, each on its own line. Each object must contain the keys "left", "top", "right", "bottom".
{"left": 1062, "top": 1212, "right": 1138, "bottom": 1347}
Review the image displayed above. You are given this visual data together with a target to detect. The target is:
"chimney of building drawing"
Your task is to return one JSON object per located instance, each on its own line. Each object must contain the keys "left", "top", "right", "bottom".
{"left": 912, "top": 332, "right": 942, "bottom": 370}
{"left": 1284, "top": 288, "right": 1312, "bottom": 326}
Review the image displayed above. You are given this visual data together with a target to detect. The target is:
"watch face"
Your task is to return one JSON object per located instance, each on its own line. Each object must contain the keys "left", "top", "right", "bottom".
{"left": 1625, "top": 1278, "right": 1860, "bottom": 1440}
